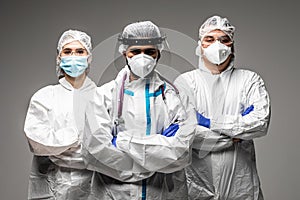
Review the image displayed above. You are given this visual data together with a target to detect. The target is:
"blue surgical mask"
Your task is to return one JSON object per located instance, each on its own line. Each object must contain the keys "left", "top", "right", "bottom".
{"left": 59, "top": 56, "right": 88, "bottom": 77}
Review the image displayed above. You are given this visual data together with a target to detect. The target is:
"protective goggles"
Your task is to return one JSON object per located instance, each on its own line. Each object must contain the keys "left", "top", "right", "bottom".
{"left": 61, "top": 48, "right": 87, "bottom": 56}
{"left": 202, "top": 35, "right": 233, "bottom": 45}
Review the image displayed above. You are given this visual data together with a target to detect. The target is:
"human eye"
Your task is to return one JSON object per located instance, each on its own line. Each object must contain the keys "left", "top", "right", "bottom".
{"left": 130, "top": 49, "right": 142, "bottom": 55}
{"left": 62, "top": 49, "right": 72, "bottom": 55}
{"left": 220, "top": 36, "right": 232, "bottom": 44}
{"left": 76, "top": 48, "right": 86, "bottom": 55}
{"left": 144, "top": 48, "right": 157, "bottom": 56}
{"left": 203, "top": 36, "right": 214, "bottom": 43}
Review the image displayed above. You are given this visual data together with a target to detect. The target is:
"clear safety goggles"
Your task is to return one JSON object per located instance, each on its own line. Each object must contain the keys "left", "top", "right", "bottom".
{"left": 61, "top": 48, "right": 88, "bottom": 56}
{"left": 202, "top": 35, "right": 233, "bottom": 46}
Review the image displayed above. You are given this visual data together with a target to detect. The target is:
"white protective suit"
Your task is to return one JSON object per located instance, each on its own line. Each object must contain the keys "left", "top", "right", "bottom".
{"left": 24, "top": 77, "right": 99, "bottom": 200}
{"left": 82, "top": 66, "right": 196, "bottom": 200}
{"left": 174, "top": 59, "right": 271, "bottom": 200}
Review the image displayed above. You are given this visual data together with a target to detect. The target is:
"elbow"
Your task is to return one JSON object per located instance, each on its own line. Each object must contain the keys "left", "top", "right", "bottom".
{"left": 27, "top": 138, "right": 73, "bottom": 156}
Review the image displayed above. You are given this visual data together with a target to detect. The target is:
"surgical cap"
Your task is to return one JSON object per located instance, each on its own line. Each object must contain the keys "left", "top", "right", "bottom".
{"left": 199, "top": 15, "right": 235, "bottom": 41}
{"left": 118, "top": 21, "right": 164, "bottom": 53}
{"left": 57, "top": 29, "right": 92, "bottom": 55}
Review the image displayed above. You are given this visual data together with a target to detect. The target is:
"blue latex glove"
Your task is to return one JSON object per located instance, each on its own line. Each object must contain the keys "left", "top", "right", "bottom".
{"left": 161, "top": 123, "right": 179, "bottom": 137}
{"left": 111, "top": 136, "right": 117, "bottom": 147}
{"left": 242, "top": 105, "right": 254, "bottom": 116}
{"left": 196, "top": 112, "right": 210, "bottom": 128}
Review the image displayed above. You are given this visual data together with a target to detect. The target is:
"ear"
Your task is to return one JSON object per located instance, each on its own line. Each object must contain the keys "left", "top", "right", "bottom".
{"left": 56, "top": 54, "right": 61, "bottom": 66}
{"left": 87, "top": 55, "right": 92, "bottom": 65}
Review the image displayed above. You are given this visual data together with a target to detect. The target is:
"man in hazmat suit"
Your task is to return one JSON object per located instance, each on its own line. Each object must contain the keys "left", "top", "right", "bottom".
{"left": 82, "top": 21, "right": 196, "bottom": 199}
{"left": 24, "top": 30, "right": 97, "bottom": 199}
{"left": 174, "top": 15, "right": 271, "bottom": 200}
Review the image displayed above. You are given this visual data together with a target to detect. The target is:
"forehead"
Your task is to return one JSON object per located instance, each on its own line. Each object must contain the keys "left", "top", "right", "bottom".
{"left": 127, "top": 45, "right": 157, "bottom": 51}
{"left": 204, "top": 29, "right": 227, "bottom": 37}
{"left": 63, "top": 40, "right": 85, "bottom": 49}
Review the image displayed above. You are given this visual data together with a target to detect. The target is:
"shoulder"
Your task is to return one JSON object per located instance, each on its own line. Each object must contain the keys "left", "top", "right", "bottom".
{"left": 175, "top": 69, "right": 201, "bottom": 86}
{"left": 94, "top": 80, "right": 116, "bottom": 107}
{"left": 29, "top": 84, "right": 59, "bottom": 109}
{"left": 96, "top": 80, "right": 116, "bottom": 95}
{"left": 233, "top": 68, "right": 265, "bottom": 83}
{"left": 31, "top": 85, "right": 57, "bottom": 102}
{"left": 176, "top": 69, "right": 199, "bottom": 81}
{"left": 174, "top": 69, "right": 200, "bottom": 95}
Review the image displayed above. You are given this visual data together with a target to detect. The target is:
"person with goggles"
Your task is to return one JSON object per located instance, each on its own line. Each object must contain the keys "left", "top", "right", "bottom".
{"left": 174, "top": 15, "right": 271, "bottom": 200}
{"left": 24, "top": 29, "right": 98, "bottom": 199}
{"left": 82, "top": 21, "right": 196, "bottom": 200}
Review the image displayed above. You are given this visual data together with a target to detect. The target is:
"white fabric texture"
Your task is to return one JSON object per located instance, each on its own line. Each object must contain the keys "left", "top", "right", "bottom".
{"left": 24, "top": 77, "right": 98, "bottom": 199}
{"left": 82, "top": 66, "right": 196, "bottom": 199}
{"left": 174, "top": 65, "right": 270, "bottom": 200}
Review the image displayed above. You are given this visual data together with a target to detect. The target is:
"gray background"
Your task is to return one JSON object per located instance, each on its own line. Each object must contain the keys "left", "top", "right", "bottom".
{"left": 1, "top": 0, "right": 299, "bottom": 199}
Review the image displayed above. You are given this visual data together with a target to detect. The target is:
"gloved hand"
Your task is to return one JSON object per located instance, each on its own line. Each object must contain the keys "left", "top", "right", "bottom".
{"left": 196, "top": 112, "right": 210, "bottom": 128}
{"left": 161, "top": 123, "right": 179, "bottom": 137}
{"left": 241, "top": 105, "right": 254, "bottom": 116}
{"left": 111, "top": 136, "right": 117, "bottom": 147}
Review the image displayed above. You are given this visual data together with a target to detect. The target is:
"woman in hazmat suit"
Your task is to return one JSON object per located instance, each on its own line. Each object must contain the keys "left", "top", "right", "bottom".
{"left": 24, "top": 29, "right": 98, "bottom": 200}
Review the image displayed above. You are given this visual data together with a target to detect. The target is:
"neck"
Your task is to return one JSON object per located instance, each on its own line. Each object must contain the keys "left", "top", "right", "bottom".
{"left": 203, "top": 55, "right": 232, "bottom": 74}
{"left": 129, "top": 72, "right": 139, "bottom": 82}
{"left": 64, "top": 73, "right": 86, "bottom": 89}
{"left": 129, "top": 71, "right": 155, "bottom": 82}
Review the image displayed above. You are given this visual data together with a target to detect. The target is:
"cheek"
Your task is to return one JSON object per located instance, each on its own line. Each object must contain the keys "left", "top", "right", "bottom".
{"left": 126, "top": 52, "right": 134, "bottom": 58}
{"left": 200, "top": 46, "right": 206, "bottom": 55}
{"left": 126, "top": 53, "right": 134, "bottom": 58}
{"left": 201, "top": 43, "right": 209, "bottom": 48}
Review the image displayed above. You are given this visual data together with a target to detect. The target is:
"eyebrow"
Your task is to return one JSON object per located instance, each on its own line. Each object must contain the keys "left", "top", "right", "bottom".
{"left": 129, "top": 48, "right": 157, "bottom": 51}
{"left": 62, "top": 48, "right": 85, "bottom": 50}
{"left": 204, "top": 35, "right": 228, "bottom": 38}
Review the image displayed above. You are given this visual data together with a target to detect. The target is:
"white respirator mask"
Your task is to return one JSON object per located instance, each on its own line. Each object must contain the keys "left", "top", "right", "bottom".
{"left": 127, "top": 54, "right": 157, "bottom": 78}
{"left": 202, "top": 41, "right": 232, "bottom": 65}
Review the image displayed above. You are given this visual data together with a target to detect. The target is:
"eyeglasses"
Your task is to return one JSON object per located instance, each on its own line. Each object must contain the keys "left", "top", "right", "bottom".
{"left": 61, "top": 48, "right": 87, "bottom": 56}
{"left": 202, "top": 35, "right": 233, "bottom": 45}
{"left": 128, "top": 48, "right": 158, "bottom": 56}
